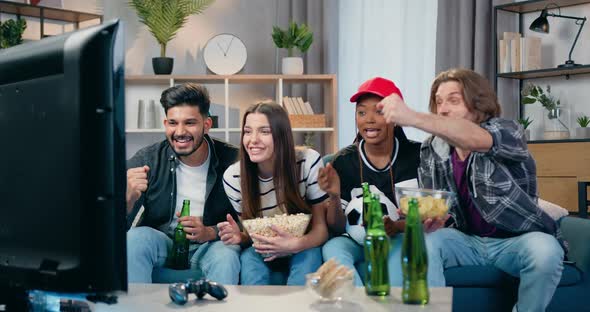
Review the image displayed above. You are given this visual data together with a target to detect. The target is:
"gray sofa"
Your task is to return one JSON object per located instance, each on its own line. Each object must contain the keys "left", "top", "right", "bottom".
{"left": 446, "top": 216, "right": 589, "bottom": 312}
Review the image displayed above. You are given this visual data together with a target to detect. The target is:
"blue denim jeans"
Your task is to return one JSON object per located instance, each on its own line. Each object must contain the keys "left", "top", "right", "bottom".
{"left": 321, "top": 235, "right": 406, "bottom": 287}
{"left": 127, "top": 226, "right": 241, "bottom": 284}
{"left": 240, "top": 246, "right": 322, "bottom": 285}
{"left": 426, "top": 228, "right": 564, "bottom": 312}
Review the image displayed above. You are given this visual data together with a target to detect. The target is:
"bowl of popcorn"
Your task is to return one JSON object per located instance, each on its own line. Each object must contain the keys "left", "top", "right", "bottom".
{"left": 396, "top": 187, "right": 454, "bottom": 219}
{"left": 306, "top": 259, "right": 354, "bottom": 302}
{"left": 242, "top": 213, "right": 311, "bottom": 257}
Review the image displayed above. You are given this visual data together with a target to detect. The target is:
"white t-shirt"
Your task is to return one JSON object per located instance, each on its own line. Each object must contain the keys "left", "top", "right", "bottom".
{"left": 223, "top": 148, "right": 328, "bottom": 217}
{"left": 169, "top": 142, "right": 211, "bottom": 231}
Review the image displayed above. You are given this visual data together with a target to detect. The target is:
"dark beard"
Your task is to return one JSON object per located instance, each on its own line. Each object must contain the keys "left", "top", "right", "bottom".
{"left": 171, "top": 130, "right": 206, "bottom": 157}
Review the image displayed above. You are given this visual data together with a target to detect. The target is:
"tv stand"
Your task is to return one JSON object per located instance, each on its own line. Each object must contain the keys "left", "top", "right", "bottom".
{"left": 86, "top": 293, "right": 118, "bottom": 305}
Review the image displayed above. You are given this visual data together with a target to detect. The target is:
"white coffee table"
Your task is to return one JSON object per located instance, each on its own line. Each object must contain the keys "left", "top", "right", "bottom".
{"left": 93, "top": 284, "right": 452, "bottom": 312}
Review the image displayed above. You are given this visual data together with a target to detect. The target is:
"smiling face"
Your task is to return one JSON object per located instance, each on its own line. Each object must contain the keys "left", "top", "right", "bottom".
{"left": 164, "top": 105, "right": 211, "bottom": 160}
{"left": 242, "top": 112, "right": 275, "bottom": 170}
{"left": 434, "top": 81, "right": 478, "bottom": 122}
{"left": 356, "top": 95, "right": 393, "bottom": 145}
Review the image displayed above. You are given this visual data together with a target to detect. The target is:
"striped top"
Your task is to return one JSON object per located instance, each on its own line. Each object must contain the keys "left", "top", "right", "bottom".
{"left": 223, "top": 148, "right": 328, "bottom": 218}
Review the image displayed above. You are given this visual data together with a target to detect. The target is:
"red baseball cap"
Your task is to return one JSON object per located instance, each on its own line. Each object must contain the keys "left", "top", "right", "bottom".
{"left": 349, "top": 77, "right": 403, "bottom": 103}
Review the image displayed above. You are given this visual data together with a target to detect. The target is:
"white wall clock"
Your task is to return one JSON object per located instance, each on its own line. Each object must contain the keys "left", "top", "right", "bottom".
{"left": 203, "top": 33, "right": 247, "bottom": 75}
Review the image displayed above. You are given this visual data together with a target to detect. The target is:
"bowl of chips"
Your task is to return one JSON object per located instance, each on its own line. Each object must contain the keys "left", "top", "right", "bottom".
{"left": 396, "top": 187, "right": 454, "bottom": 219}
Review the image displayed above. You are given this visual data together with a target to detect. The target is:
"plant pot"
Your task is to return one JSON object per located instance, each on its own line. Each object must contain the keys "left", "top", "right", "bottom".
{"left": 152, "top": 57, "right": 174, "bottom": 75}
{"left": 524, "top": 129, "right": 530, "bottom": 141}
{"left": 575, "top": 127, "right": 590, "bottom": 139}
{"left": 282, "top": 57, "right": 303, "bottom": 75}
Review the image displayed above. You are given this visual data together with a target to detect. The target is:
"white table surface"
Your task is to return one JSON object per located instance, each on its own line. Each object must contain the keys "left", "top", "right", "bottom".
{"left": 92, "top": 284, "right": 452, "bottom": 312}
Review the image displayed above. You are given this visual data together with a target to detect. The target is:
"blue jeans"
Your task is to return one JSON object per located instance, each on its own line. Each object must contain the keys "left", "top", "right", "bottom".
{"left": 321, "top": 235, "right": 406, "bottom": 287}
{"left": 127, "top": 226, "right": 241, "bottom": 284}
{"left": 240, "top": 246, "right": 322, "bottom": 285}
{"left": 427, "top": 228, "right": 564, "bottom": 312}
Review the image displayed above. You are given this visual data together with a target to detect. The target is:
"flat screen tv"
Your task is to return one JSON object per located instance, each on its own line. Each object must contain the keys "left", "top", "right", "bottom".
{"left": 0, "top": 19, "right": 127, "bottom": 308}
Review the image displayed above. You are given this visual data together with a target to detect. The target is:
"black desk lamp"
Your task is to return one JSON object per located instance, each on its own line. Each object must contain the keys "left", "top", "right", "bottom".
{"left": 529, "top": 6, "right": 587, "bottom": 68}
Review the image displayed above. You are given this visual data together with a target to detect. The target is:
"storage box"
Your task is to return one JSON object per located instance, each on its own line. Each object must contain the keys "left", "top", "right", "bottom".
{"left": 288, "top": 114, "right": 326, "bottom": 128}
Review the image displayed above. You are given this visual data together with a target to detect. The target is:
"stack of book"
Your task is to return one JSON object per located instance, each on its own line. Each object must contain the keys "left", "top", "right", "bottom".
{"left": 498, "top": 32, "right": 541, "bottom": 73}
{"left": 282, "top": 96, "right": 326, "bottom": 128}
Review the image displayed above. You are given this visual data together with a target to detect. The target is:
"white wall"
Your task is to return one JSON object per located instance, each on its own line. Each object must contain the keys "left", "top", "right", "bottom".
{"left": 101, "top": 0, "right": 290, "bottom": 156}
{"left": 337, "top": 0, "right": 438, "bottom": 145}
{"left": 520, "top": 3, "right": 590, "bottom": 140}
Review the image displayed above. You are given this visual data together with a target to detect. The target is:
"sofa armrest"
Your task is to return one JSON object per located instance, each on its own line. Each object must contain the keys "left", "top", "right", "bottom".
{"left": 560, "top": 216, "right": 590, "bottom": 273}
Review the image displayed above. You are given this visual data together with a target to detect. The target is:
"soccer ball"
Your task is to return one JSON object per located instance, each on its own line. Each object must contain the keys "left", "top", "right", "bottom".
{"left": 343, "top": 185, "right": 399, "bottom": 245}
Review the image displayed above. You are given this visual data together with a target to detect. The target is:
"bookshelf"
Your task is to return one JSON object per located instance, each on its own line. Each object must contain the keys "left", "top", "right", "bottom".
{"left": 494, "top": 0, "right": 590, "bottom": 213}
{"left": 0, "top": 0, "right": 102, "bottom": 39}
{"left": 493, "top": 0, "right": 590, "bottom": 119}
{"left": 125, "top": 74, "right": 338, "bottom": 154}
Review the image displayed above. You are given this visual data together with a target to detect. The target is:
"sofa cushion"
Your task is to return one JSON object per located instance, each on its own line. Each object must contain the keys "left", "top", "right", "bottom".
{"left": 444, "top": 263, "right": 582, "bottom": 288}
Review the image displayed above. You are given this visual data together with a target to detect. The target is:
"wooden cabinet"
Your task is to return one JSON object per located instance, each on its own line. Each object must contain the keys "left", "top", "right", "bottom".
{"left": 125, "top": 74, "right": 338, "bottom": 155}
{"left": 529, "top": 141, "right": 590, "bottom": 212}
{"left": 0, "top": 0, "right": 102, "bottom": 39}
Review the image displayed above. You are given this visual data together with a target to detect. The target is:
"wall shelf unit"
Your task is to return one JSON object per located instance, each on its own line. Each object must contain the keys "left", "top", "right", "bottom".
{"left": 494, "top": 0, "right": 590, "bottom": 213}
{"left": 496, "top": 64, "right": 590, "bottom": 79}
{"left": 125, "top": 74, "right": 338, "bottom": 154}
{"left": 493, "top": 0, "right": 590, "bottom": 120}
{"left": 0, "top": 0, "right": 102, "bottom": 39}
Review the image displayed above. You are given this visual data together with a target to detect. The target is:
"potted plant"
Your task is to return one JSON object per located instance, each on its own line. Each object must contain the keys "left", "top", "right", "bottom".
{"left": 517, "top": 117, "right": 533, "bottom": 140}
{"left": 0, "top": 19, "right": 27, "bottom": 49}
{"left": 272, "top": 21, "right": 313, "bottom": 75}
{"left": 522, "top": 84, "right": 570, "bottom": 140}
{"left": 575, "top": 115, "right": 590, "bottom": 139}
{"left": 129, "top": 0, "right": 214, "bottom": 75}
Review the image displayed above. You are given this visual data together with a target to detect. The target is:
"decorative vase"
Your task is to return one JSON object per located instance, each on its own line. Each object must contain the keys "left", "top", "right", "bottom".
{"left": 524, "top": 129, "right": 531, "bottom": 141}
{"left": 543, "top": 107, "right": 570, "bottom": 140}
{"left": 152, "top": 57, "right": 174, "bottom": 75}
{"left": 282, "top": 57, "right": 303, "bottom": 75}
{"left": 575, "top": 127, "right": 590, "bottom": 139}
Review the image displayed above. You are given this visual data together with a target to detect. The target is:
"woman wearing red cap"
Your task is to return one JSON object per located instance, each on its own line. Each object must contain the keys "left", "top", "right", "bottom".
{"left": 318, "top": 77, "right": 446, "bottom": 286}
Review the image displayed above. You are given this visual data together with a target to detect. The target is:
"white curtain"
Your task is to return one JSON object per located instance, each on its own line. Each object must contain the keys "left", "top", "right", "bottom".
{"left": 337, "top": 0, "right": 438, "bottom": 146}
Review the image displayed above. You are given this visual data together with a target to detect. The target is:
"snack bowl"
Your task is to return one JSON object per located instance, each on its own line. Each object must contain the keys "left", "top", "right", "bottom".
{"left": 396, "top": 187, "right": 454, "bottom": 219}
{"left": 306, "top": 273, "right": 354, "bottom": 302}
{"left": 242, "top": 213, "right": 311, "bottom": 258}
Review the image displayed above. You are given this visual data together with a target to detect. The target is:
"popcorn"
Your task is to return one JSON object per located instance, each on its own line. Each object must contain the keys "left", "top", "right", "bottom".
{"left": 242, "top": 213, "right": 311, "bottom": 240}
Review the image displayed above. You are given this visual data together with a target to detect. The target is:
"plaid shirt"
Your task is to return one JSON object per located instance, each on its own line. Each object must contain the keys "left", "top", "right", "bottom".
{"left": 418, "top": 118, "right": 564, "bottom": 249}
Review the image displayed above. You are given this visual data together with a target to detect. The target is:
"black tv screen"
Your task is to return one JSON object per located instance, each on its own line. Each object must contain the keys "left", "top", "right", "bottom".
{"left": 0, "top": 19, "right": 127, "bottom": 303}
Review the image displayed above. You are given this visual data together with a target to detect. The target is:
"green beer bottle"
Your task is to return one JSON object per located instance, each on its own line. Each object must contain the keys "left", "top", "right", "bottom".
{"left": 401, "top": 198, "right": 429, "bottom": 304}
{"left": 361, "top": 182, "right": 371, "bottom": 228}
{"left": 169, "top": 199, "right": 191, "bottom": 270}
{"left": 364, "top": 193, "right": 390, "bottom": 296}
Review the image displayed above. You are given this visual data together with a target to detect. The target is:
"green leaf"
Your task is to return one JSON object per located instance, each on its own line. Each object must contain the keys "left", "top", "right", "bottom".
{"left": 271, "top": 20, "right": 313, "bottom": 55}
{"left": 577, "top": 116, "right": 590, "bottom": 127}
{"left": 0, "top": 18, "right": 27, "bottom": 49}
{"left": 521, "top": 96, "right": 537, "bottom": 104}
{"left": 129, "top": 0, "right": 214, "bottom": 57}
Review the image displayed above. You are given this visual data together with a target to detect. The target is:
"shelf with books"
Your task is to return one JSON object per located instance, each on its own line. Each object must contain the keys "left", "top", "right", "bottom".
{"left": 493, "top": 0, "right": 590, "bottom": 120}
{"left": 124, "top": 74, "right": 338, "bottom": 154}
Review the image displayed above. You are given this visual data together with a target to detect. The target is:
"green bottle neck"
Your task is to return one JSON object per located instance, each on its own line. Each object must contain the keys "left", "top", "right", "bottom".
{"left": 367, "top": 203, "right": 386, "bottom": 235}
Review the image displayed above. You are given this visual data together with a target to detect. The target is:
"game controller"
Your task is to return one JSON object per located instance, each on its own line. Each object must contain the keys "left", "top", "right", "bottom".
{"left": 169, "top": 278, "right": 228, "bottom": 305}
